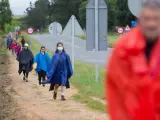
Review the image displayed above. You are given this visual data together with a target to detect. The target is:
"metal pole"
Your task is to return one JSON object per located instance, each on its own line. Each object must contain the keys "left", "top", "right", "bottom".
{"left": 71, "top": 16, "right": 75, "bottom": 71}
{"left": 56, "top": 22, "right": 57, "bottom": 36}
{"left": 95, "top": 0, "right": 99, "bottom": 82}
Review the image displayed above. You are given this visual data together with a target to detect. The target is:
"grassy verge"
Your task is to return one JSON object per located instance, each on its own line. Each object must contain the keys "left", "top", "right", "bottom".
{"left": 23, "top": 33, "right": 106, "bottom": 112}
{"left": 76, "top": 32, "right": 119, "bottom": 48}
{"left": 0, "top": 35, "right": 7, "bottom": 53}
{"left": 75, "top": 35, "right": 86, "bottom": 40}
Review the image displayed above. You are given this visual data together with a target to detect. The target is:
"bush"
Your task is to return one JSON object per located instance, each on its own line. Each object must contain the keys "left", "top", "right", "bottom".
{"left": 4, "top": 19, "right": 20, "bottom": 33}
{"left": 4, "top": 24, "right": 13, "bottom": 33}
{"left": 0, "top": 31, "right": 5, "bottom": 36}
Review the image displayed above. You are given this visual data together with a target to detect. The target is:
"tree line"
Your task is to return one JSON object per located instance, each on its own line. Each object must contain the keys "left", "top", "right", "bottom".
{"left": 0, "top": 0, "right": 12, "bottom": 31}
{"left": 23, "top": 0, "right": 135, "bottom": 31}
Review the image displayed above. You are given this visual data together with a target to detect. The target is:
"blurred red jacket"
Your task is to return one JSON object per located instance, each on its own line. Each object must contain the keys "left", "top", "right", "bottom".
{"left": 18, "top": 30, "right": 21, "bottom": 35}
{"left": 10, "top": 43, "right": 16, "bottom": 50}
{"left": 106, "top": 26, "right": 160, "bottom": 120}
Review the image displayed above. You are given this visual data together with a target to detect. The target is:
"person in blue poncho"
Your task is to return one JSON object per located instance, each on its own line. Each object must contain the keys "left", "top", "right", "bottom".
{"left": 5, "top": 36, "right": 9, "bottom": 49}
{"left": 42, "top": 42, "right": 73, "bottom": 101}
{"left": 34, "top": 46, "right": 50, "bottom": 87}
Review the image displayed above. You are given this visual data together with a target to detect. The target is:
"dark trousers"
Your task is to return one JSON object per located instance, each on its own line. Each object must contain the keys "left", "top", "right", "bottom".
{"left": 23, "top": 71, "right": 29, "bottom": 78}
{"left": 38, "top": 70, "right": 46, "bottom": 83}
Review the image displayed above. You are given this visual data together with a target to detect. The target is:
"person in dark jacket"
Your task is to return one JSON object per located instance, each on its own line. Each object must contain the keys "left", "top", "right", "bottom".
{"left": 17, "top": 43, "right": 34, "bottom": 82}
{"left": 21, "top": 36, "right": 25, "bottom": 47}
{"left": 6, "top": 36, "right": 10, "bottom": 49}
{"left": 42, "top": 42, "right": 73, "bottom": 101}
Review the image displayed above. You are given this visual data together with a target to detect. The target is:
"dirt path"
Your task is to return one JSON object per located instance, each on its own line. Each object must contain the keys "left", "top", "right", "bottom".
{"left": 7, "top": 52, "right": 108, "bottom": 120}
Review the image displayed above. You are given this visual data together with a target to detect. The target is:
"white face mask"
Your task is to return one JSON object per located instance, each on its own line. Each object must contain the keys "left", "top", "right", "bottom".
{"left": 57, "top": 47, "right": 63, "bottom": 51}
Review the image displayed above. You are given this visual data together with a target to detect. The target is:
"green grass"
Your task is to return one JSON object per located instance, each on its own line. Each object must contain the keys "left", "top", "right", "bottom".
{"left": 12, "top": 15, "right": 26, "bottom": 20}
{"left": 23, "top": 33, "right": 106, "bottom": 112}
{"left": 73, "top": 94, "right": 105, "bottom": 112}
{"left": 0, "top": 36, "right": 7, "bottom": 52}
{"left": 71, "top": 61, "right": 105, "bottom": 112}
{"left": 108, "top": 33, "right": 120, "bottom": 48}
{"left": 75, "top": 35, "right": 86, "bottom": 40}
{"left": 76, "top": 32, "right": 119, "bottom": 48}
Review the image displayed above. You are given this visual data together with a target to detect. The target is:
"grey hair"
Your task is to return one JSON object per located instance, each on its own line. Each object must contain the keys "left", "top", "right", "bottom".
{"left": 142, "top": 0, "right": 160, "bottom": 9}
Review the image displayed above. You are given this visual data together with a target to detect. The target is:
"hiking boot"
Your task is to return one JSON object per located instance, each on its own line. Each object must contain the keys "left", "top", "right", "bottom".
{"left": 42, "top": 79, "right": 45, "bottom": 87}
{"left": 26, "top": 78, "right": 28, "bottom": 82}
{"left": 23, "top": 76, "right": 25, "bottom": 81}
{"left": 61, "top": 95, "right": 66, "bottom": 101}
{"left": 53, "top": 92, "right": 57, "bottom": 100}
{"left": 39, "top": 81, "right": 41, "bottom": 85}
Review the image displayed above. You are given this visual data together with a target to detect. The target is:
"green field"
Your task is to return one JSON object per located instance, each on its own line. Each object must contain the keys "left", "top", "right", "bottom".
{"left": 0, "top": 36, "right": 6, "bottom": 54}
{"left": 12, "top": 15, "right": 26, "bottom": 20}
{"left": 23, "top": 33, "right": 106, "bottom": 112}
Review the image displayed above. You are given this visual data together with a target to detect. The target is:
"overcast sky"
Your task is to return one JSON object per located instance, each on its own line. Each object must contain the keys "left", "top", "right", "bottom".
{"left": 9, "top": 0, "right": 37, "bottom": 15}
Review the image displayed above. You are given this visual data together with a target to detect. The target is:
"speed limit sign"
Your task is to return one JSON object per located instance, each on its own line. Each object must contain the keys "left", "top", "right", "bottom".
{"left": 117, "top": 27, "right": 124, "bottom": 34}
{"left": 27, "top": 27, "right": 34, "bottom": 34}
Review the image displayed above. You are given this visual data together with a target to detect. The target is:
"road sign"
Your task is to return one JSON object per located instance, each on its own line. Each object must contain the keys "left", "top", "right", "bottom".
{"left": 49, "top": 22, "right": 62, "bottom": 36}
{"left": 86, "top": 0, "right": 108, "bottom": 51}
{"left": 128, "top": 0, "right": 142, "bottom": 17}
{"left": 62, "top": 15, "right": 84, "bottom": 36}
{"left": 86, "top": 0, "right": 108, "bottom": 82}
{"left": 125, "top": 25, "right": 131, "bottom": 32}
{"left": 27, "top": 27, "right": 34, "bottom": 34}
{"left": 128, "top": 0, "right": 160, "bottom": 17}
{"left": 117, "top": 27, "right": 124, "bottom": 34}
{"left": 131, "top": 20, "right": 137, "bottom": 27}
{"left": 14, "top": 26, "right": 20, "bottom": 31}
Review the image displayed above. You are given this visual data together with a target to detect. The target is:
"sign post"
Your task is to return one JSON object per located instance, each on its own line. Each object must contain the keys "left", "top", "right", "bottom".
{"left": 117, "top": 27, "right": 124, "bottom": 36}
{"left": 71, "top": 15, "right": 75, "bottom": 71}
{"left": 48, "top": 22, "right": 62, "bottom": 36}
{"left": 62, "top": 15, "right": 84, "bottom": 36}
{"left": 86, "top": 0, "right": 108, "bottom": 51}
{"left": 128, "top": 0, "right": 160, "bottom": 17}
{"left": 125, "top": 25, "right": 131, "bottom": 34}
{"left": 95, "top": 0, "right": 99, "bottom": 82}
{"left": 86, "top": 0, "right": 108, "bottom": 82}
{"left": 27, "top": 27, "right": 34, "bottom": 34}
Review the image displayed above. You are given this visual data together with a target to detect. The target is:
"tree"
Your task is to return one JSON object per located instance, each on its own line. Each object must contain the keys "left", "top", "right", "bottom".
{"left": 0, "top": 0, "right": 12, "bottom": 30}
{"left": 115, "top": 0, "right": 134, "bottom": 27}
{"left": 106, "top": 0, "right": 118, "bottom": 30}
{"left": 24, "top": 0, "right": 50, "bottom": 29}
{"left": 78, "top": 0, "right": 118, "bottom": 30}
{"left": 53, "top": 0, "right": 82, "bottom": 27}
{"left": 79, "top": 0, "right": 87, "bottom": 29}
{"left": 23, "top": 0, "right": 135, "bottom": 31}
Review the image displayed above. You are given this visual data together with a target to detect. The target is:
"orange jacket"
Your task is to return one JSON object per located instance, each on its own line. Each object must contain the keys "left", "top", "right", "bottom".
{"left": 106, "top": 26, "right": 160, "bottom": 120}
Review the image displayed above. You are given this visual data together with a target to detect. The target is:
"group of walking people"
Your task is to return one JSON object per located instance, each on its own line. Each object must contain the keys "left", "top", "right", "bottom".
{"left": 6, "top": 32, "right": 22, "bottom": 56}
{"left": 6, "top": 33, "right": 73, "bottom": 101}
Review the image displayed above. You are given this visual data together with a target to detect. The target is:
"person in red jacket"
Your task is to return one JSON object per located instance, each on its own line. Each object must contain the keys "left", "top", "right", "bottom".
{"left": 15, "top": 43, "right": 21, "bottom": 57}
{"left": 106, "top": 1, "right": 160, "bottom": 120}
{"left": 18, "top": 29, "right": 21, "bottom": 36}
{"left": 10, "top": 41, "right": 16, "bottom": 55}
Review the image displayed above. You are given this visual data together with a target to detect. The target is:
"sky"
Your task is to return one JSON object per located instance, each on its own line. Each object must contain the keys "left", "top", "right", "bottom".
{"left": 9, "top": 0, "right": 37, "bottom": 15}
